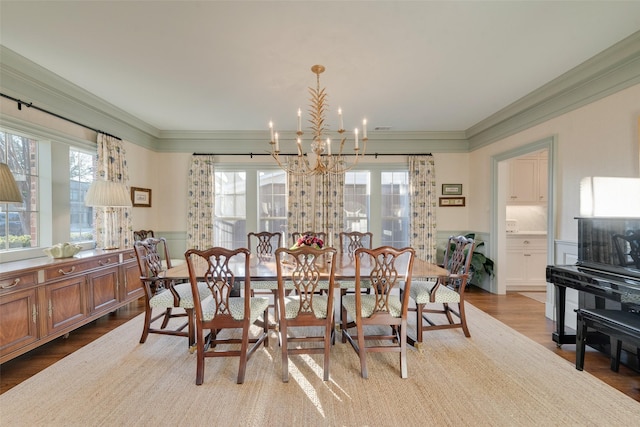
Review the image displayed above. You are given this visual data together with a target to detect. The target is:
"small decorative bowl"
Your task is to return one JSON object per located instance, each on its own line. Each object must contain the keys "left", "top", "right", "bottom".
{"left": 44, "top": 243, "right": 82, "bottom": 259}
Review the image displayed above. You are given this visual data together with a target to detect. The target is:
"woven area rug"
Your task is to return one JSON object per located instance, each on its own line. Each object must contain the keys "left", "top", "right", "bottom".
{"left": 1, "top": 304, "right": 638, "bottom": 426}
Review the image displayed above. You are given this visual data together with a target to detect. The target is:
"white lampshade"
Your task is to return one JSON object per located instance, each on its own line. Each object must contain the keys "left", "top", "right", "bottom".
{"left": 85, "top": 180, "right": 132, "bottom": 207}
{"left": 0, "top": 162, "right": 23, "bottom": 203}
{"left": 580, "top": 177, "right": 640, "bottom": 217}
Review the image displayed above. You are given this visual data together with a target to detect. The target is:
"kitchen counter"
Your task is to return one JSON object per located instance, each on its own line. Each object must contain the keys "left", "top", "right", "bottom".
{"left": 506, "top": 231, "right": 547, "bottom": 236}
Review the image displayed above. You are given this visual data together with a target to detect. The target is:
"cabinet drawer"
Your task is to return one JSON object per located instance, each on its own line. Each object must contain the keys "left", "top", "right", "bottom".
{"left": 506, "top": 237, "right": 546, "bottom": 251}
{"left": 0, "top": 271, "right": 38, "bottom": 293}
{"left": 44, "top": 255, "right": 119, "bottom": 280}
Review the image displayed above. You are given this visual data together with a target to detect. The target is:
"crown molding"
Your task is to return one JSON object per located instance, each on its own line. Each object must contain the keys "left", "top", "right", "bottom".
{"left": 467, "top": 30, "right": 640, "bottom": 150}
{"left": 2, "top": 30, "right": 639, "bottom": 154}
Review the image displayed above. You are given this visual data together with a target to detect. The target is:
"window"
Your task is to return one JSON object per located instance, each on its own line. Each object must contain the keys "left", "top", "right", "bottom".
{"left": 381, "top": 171, "right": 409, "bottom": 248}
{"left": 214, "top": 171, "right": 246, "bottom": 249}
{"left": 69, "top": 149, "right": 95, "bottom": 242}
{"left": 258, "top": 170, "right": 287, "bottom": 235}
{"left": 0, "top": 131, "right": 38, "bottom": 250}
{"left": 344, "top": 171, "right": 370, "bottom": 232}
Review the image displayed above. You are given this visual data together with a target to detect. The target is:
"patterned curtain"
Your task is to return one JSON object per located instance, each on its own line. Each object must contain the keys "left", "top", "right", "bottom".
{"left": 408, "top": 155, "right": 437, "bottom": 262}
{"left": 286, "top": 156, "right": 345, "bottom": 248}
{"left": 94, "top": 134, "right": 132, "bottom": 248}
{"left": 186, "top": 155, "right": 214, "bottom": 250}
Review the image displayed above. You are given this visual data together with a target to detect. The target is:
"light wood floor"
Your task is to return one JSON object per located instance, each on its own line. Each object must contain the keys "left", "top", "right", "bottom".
{"left": 1, "top": 288, "right": 638, "bottom": 402}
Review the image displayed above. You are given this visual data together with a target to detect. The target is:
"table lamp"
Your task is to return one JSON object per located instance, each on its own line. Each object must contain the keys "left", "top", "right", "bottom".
{"left": 0, "top": 162, "right": 23, "bottom": 203}
{"left": 85, "top": 180, "right": 132, "bottom": 249}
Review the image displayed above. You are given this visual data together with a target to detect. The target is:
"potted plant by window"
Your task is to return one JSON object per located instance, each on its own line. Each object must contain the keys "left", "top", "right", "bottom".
{"left": 437, "top": 233, "right": 494, "bottom": 287}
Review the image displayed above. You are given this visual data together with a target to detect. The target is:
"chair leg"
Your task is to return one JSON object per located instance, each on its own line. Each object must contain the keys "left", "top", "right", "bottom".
{"left": 237, "top": 327, "right": 250, "bottom": 384}
{"left": 400, "top": 322, "right": 408, "bottom": 379}
{"left": 160, "top": 307, "right": 172, "bottom": 329}
{"left": 416, "top": 303, "right": 424, "bottom": 344}
{"left": 280, "top": 323, "right": 289, "bottom": 383}
{"left": 341, "top": 298, "right": 348, "bottom": 343}
{"left": 139, "top": 305, "right": 152, "bottom": 344}
{"left": 195, "top": 327, "right": 205, "bottom": 385}
{"left": 357, "top": 324, "right": 368, "bottom": 379}
{"left": 186, "top": 308, "right": 195, "bottom": 347}
{"left": 323, "top": 322, "right": 332, "bottom": 381}
{"left": 458, "top": 302, "right": 470, "bottom": 337}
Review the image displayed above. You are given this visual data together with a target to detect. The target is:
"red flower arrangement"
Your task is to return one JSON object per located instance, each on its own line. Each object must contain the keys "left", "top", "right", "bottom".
{"left": 291, "top": 234, "right": 324, "bottom": 250}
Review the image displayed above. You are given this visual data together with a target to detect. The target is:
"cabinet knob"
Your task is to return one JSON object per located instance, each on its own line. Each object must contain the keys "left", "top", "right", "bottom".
{"left": 58, "top": 266, "right": 76, "bottom": 275}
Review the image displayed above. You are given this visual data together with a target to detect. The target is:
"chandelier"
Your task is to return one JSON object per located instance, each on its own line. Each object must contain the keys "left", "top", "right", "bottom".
{"left": 269, "top": 65, "right": 367, "bottom": 175}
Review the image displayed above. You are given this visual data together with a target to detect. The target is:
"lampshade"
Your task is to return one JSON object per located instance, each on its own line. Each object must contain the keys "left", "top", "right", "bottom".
{"left": 0, "top": 162, "right": 23, "bottom": 203}
{"left": 580, "top": 177, "right": 640, "bottom": 217}
{"left": 85, "top": 180, "right": 132, "bottom": 207}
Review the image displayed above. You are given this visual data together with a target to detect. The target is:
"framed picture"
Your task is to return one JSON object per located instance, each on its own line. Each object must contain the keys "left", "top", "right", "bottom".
{"left": 439, "top": 197, "right": 465, "bottom": 207}
{"left": 442, "top": 184, "right": 462, "bottom": 195}
{"left": 131, "top": 187, "right": 152, "bottom": 207}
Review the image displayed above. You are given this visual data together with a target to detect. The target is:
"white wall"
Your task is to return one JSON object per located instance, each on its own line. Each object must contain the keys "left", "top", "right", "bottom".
{"left": 469, "top": 83, "right": 640, "bottom": 241}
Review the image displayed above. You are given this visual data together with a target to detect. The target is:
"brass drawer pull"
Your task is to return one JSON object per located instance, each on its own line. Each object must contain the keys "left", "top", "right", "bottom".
{"left": 98, "top": 258, "right": 113, "bottom": 266}
{"left": 32, "top": 304, "right": 37, "bottom": 324}
{"left": 58, "top": 266, "right": 76, "bottom": 275}
{"left": 0, "top": 278, "right": 20, "bottom": 289}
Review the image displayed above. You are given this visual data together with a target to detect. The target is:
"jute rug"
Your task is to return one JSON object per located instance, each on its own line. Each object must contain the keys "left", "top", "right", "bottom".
{"left": 1, "top": 304, "right": 638, "bottom": 426}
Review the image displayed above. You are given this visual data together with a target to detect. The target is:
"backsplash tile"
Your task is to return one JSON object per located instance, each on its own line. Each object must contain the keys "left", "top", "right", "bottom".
{"left": 506, "top": 205, "right": 547, "bottom": 232}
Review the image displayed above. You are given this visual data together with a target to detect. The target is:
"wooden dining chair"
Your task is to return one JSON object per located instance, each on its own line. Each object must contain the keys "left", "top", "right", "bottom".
{"left": 275, "top": 245, "right": 337, "bottom": 382}
{"left": 408, "top": 235, "right": 475, "bottom": 346}
{"left": 133, "top": 237, "right": 209, "bottom": 348}
{"left": 184, "top": 247, "right": 270, "bottom": 385}
{"left": 247, "top": 231, "right": 285, "bottom": 329}
{"left": 341, "top": 246, "right": 416, "bottom": 379}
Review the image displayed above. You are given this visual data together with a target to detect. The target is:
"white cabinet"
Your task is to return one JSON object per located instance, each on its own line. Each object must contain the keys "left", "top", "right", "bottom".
{"left": 508, "top": 151, "right": 548, "bottom": 204}
{"left": 505, "top": 235, "right": 548, "bottom": 291}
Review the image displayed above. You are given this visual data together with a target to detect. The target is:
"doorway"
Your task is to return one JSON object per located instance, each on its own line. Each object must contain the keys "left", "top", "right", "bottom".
{"left": 490, "top": 136, "right": 555, "bottom": 315}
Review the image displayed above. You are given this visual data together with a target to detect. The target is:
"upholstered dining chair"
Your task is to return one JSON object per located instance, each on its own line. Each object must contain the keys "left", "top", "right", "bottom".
{"left": 341, "top": 246, "right": 416, "bottom": 379}
{"left": 408, "top": 235, "right": 475, "bottom": 346}
{"left": 275, "top": 245, "right": 337, "bottom": 382}
{"left": 133, "top": 237, "right": 209, "bottom": 348}
{"left": 184, "top": 247, "right": 270, "bottom": 385}
{"left": 248, "top": 231, "right": 286, "bottom": 329}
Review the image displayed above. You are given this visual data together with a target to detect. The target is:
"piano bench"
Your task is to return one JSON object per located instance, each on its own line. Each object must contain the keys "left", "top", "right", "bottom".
{"left": 576, "top": 309, "right": 640, "bottom": 372}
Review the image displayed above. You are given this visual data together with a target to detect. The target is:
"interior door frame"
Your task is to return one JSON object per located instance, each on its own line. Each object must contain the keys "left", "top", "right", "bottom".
{"left": 490, "top": 135, "right": 556, "bottom": 299}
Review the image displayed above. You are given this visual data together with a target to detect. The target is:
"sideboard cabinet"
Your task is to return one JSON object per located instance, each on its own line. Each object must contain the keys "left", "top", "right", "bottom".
{"left": 0, "top": 249, "right": 143, "bottom": 364}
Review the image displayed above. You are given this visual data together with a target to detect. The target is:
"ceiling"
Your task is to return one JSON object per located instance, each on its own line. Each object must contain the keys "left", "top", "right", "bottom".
{"left": 1, "top": 1, "right": 640, "bottom": 136}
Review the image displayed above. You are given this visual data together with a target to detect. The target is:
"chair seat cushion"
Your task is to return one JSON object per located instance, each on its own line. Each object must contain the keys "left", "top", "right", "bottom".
{"left": 149, "top": 281, "right": 210, "bottom": 309}
{"left": 283, "top": 295, "right": 330, "bottom": 319}
{"left": 410, "top": 280, "right": 461, "bottom": 304}
{"left": 337, "top": 279, "right": 371, "bottom": 290}
{"left": 202, "top": 296, "right": 269, "bottom": 323}
{"left": 342, "top": 293, "right": 403, "bottom": 318}
{"left": 251, "top": 280, "right": 294, "bottom": 290}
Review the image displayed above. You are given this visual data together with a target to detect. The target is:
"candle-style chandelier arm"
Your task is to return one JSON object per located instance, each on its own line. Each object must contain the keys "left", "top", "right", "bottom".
{"left": 269, "top": 64, "right": 367, "bottom": 175}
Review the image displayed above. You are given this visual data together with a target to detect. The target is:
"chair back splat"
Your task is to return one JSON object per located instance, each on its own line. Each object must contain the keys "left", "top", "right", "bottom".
{"left": 184, "top": 247, "right": 269, "bottom": 385}
{"left": 407, "top": 235, "right": 475, "bottom": 347}
{"left": 341, "top": 246, "right": 415, "bottom": 379}
{"left": 247, "top": 232, "right": 282, "bottom": 329}
{"left": 275, "top": 246, "right": 337, "bottom": 382}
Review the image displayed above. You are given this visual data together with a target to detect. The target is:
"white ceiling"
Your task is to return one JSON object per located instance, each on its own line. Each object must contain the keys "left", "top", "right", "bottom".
{"left": 1, "top": 1, "right": 640, "bottom": 135}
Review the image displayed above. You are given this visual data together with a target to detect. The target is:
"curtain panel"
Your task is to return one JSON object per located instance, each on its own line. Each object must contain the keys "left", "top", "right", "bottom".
{"left": 187, "top": 155, "right": 215, "bottom": 250}
{"left": 408, "top": 155, "right": 437, "bottom": 262}
{"left": 94, "top": 134, "right": 132, "bottom": 248}
{"left": 286, "top": 156, "right": 344, "bottom": 247}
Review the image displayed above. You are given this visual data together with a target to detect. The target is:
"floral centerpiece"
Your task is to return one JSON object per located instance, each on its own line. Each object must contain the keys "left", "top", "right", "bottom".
{"left": 291, "top": 234, "right": 324, "bottom": 250}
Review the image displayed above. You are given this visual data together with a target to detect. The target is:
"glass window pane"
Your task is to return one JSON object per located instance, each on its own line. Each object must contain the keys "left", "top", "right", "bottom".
{"left": 69, "top": 149, "right": 95, "bottom": 242}
{"left": 258, "top": 170, "right": 287, "bottom": 236}
{"left": 214, "top": 171, "right": 246, "bottom": 249}
{"left": 344, "top": 171, "right": 370, "bottom": 232}
{"left": 381, "top": 171, "right": 409, "bottom": 248}
{"left": 0, "top": 131, "right": 38, "bottom": 250}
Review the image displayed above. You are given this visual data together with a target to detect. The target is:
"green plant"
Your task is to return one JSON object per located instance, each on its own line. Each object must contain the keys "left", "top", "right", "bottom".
{"left": 464, "top": 233, "right": 494, "bottom": 286}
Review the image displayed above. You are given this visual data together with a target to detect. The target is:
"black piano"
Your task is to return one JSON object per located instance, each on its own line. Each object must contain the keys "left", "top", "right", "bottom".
{"left": 546, "top": 216, "right": 640, "bottom": 369}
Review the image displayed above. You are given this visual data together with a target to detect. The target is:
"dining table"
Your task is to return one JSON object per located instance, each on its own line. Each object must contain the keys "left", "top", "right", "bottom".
{"left": 162, "top": 252, "right": 449, "bottom": 284}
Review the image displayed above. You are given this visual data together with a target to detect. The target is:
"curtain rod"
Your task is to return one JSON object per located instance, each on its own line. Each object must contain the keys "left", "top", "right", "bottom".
{"left": 1, "top": 92, "right": 122, "bottom": 140}
{"left": 193, "top": 152, "right": 432, "bottom": 158}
